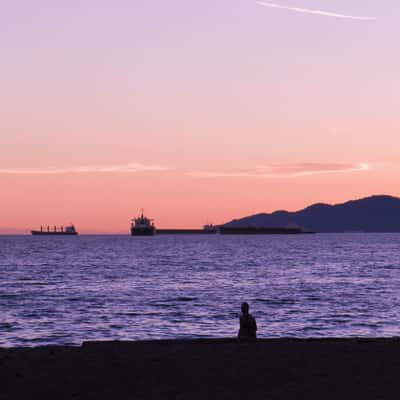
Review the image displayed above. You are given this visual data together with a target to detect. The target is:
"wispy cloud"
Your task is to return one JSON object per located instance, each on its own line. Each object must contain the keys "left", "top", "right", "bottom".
{"left": 256, "top": 1, "right": 376, "bottom": 21}
{"left": 187, "top": 162, "right": 370, "bottom": 178}
{"left": 0, "top": 163, "right": 167, "bottom": 175}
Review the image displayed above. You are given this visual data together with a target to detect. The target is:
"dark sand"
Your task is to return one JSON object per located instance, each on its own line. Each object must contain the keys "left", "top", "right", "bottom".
{"left": 1, "top": 338, "right": 400, "bottom": 399}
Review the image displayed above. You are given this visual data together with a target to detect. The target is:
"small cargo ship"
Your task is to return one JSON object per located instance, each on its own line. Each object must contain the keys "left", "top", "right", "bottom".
{"left": 131, "top": 210, "right": 155, "bottom": 236}
{"left": 31, "top": 225, "right": 78, "bottom": 235}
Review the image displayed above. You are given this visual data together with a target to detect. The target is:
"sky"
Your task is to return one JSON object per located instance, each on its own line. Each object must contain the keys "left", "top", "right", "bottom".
{"left": 1, "top": 0, "right": 399, "bottom": 233}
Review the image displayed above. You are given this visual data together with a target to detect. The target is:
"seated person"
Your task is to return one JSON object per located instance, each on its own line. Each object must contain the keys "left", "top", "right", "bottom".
{"left": 238, "top": 302, "right": 257, "bottom": 339}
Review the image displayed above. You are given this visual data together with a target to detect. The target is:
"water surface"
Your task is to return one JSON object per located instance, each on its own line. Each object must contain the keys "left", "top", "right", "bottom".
{"left": 1, "top": 234, "right": 400, "bottom": 347}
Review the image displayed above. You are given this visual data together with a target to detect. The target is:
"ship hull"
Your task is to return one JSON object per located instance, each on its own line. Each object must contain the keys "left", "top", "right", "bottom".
{"left": 31, "top": 231, "right": 78, "bottom": 236}
{"left": 219, "top": 227, "right": 306, "bottom": 235}
{"left": 156, "top": 229, "right": 217, "bottom": 234}
{"left": 131, "top": 228, "right": 155, "bottom": 236}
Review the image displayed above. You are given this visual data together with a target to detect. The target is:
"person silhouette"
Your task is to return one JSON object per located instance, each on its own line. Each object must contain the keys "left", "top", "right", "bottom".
{"left": 238, "top": 302, "right": 257, "bottom": 339}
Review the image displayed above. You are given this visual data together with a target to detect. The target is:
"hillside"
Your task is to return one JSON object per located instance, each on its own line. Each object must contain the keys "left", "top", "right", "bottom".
{"left": 224, "top": 195, "right": 400, "bottom": 232}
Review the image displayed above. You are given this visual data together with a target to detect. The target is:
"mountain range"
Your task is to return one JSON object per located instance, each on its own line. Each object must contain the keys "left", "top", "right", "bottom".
{"left": 223, "top": 195, "right": 400, "bottom": 232}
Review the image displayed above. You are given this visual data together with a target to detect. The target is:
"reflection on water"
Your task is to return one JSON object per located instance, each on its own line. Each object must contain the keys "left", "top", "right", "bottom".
{"left": 1, "top": 233, "right": 400, "bottom": 347}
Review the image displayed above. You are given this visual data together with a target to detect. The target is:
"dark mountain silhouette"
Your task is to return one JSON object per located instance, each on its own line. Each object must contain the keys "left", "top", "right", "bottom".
{"left": 223, "top": 195, "right": 400, "bottom": 233}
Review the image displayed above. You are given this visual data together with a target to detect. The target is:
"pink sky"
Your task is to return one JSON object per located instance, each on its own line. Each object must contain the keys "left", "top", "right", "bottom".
{"left": 1, "top": 1, "right": 399, "bottom": 233}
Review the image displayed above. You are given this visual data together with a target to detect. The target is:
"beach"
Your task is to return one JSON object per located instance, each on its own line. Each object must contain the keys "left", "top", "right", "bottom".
{"left": 1, "top": 338, "right": 399, "bottom": 399}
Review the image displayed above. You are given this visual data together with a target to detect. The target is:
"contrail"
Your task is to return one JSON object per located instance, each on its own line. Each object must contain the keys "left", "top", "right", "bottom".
{"left": 256, "top": 1, "right": 376, "bottom": 21}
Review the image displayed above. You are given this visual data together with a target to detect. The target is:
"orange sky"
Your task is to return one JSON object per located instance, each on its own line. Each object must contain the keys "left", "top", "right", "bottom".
{"left": 1, "top": 166, "right": 399, "bottom": 233}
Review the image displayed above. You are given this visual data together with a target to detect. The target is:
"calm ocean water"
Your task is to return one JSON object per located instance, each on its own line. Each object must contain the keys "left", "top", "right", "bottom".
{"left": 1, "top": 234, "right": 400, "bottom": 347}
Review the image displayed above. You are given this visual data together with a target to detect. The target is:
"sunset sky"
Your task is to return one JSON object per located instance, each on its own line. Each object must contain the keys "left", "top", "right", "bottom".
{"left": 1, "top": 0, "right": 399, "bottom": 233}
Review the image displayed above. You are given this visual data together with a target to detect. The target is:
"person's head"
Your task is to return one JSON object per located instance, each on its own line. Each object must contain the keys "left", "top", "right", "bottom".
{"left": 241, "top": 302, "right": 249, "bottom": 314}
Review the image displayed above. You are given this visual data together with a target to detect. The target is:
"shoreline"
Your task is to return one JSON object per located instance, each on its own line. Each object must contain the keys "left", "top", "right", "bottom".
{"left": 2, "top": 338, "right": 399, "bottom": 399}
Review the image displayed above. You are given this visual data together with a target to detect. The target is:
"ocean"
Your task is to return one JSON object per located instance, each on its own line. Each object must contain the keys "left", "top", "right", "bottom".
{"left": 1, "top": 233, "right": 400, "bottom": 347}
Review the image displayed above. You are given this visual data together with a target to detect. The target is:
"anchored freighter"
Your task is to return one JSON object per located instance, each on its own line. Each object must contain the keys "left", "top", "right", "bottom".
{"left": 31, "top": 225, "right": 78, "bottom": 235}
{"left": 131, "top": 210, "right": 156, "bottom": 236}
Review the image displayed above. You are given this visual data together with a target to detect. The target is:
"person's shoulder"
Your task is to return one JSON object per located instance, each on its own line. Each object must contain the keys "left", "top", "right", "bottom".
{"left": 249, "top": 314, "right": 257, "bottom": 327}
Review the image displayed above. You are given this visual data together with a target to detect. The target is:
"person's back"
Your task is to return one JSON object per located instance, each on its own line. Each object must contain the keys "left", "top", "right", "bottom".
{"left": 238, "top": 302, "right": 257, "bottom": 339}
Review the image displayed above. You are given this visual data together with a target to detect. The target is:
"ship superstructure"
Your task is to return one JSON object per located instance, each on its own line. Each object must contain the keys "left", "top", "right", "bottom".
{"left": 131, "top": 210, "right": 155, "bottom": 236}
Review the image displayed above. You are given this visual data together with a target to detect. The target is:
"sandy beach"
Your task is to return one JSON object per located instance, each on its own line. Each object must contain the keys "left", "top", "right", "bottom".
{"left": 1, "top": 338, "right": 400, "bottom": 399}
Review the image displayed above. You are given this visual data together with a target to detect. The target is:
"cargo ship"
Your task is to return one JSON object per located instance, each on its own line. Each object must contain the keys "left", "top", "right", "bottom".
{"left": 157, "top": 224, "right": 218, "bottom": 234}
{"left": 219, "top": 223, "right": 313, "bottom": 235}
{"left": 31, "top": 225, "right": 78, "bottom": 235}
{"left": 131, "top": 210, "right": 155, "bottom": 236}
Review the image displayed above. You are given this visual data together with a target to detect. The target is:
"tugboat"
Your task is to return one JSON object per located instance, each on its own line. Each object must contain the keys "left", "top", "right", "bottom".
{"left": 131, "top": 210, "right": 155, "bottom": 236}
{"left": 31, "top": 225, "right": 78, "bottom": 235}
